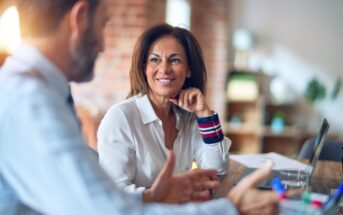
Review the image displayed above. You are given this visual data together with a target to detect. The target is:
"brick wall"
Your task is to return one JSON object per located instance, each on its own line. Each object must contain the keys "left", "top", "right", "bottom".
{"left": 191, "top": 0, "right": 230, "bottom": 121}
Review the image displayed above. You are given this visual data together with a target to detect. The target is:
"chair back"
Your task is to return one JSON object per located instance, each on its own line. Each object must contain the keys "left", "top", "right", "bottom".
{"left": 298, "top": 139, "right": 343, "bottom": 162}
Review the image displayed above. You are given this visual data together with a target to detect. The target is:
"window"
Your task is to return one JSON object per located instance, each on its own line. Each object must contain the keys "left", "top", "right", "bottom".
{"left": 165, "top": 0, "right": 191, "bottom": 29}
{"left": 0, "top": 6, "right": 21, "bottom": 54}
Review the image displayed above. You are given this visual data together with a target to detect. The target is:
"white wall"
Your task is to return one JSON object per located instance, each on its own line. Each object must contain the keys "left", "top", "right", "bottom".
{"left": 231, "top": 0, "right": 343, "bottom": 135}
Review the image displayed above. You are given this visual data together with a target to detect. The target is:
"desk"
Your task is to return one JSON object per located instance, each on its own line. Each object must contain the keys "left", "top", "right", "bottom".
{"left": 216, "top": 159, "right": 342, "bottom": 198}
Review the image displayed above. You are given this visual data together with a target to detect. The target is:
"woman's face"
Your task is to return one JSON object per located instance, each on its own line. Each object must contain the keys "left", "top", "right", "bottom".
{"left": 145, "top": 36, "right": 190, "bottom": 100}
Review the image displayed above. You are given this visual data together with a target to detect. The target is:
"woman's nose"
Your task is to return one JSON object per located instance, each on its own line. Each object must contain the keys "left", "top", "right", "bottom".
{"left": 157, "top": 60, "right": 170, "bottom": 74}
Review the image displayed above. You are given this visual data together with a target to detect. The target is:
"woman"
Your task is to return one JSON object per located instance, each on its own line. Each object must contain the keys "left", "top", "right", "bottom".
{"left": 97, "top": 23, "right": 231, "bottom": 196}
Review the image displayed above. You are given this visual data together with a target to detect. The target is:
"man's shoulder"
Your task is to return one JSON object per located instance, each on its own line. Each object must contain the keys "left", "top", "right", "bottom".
{"left": 1, "top": 68, "right": 47, "bottom": 91}
{"left": 1, "top": 67, "right": 41, "bottom": 85}
{"left": 0, "top": 69, "right": 58, "bottom": 108}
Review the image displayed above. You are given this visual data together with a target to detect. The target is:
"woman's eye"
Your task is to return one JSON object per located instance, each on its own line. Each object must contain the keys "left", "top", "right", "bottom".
{"left": 170, "top": 58, "right": 180, "bottom": 64}
{"left": 149, "top": 58, "right": 160, "bottom": 63}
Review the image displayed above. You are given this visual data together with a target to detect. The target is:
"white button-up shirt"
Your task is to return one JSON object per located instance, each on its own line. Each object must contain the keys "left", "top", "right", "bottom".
{"left": 0, "top": 44, "right": 238, "bottom": 215}
{"left": 97, "top": 95, "right": 231, "bottom": 192}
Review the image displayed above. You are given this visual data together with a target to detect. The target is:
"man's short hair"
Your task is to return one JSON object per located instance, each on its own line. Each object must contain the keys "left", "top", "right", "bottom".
{"left": 15, "top": 0, "right": 99, "bottom": 38}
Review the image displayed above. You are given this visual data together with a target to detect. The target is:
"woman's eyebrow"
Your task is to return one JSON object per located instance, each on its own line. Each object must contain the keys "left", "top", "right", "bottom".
{"left": 169, "top": 53, "right": 181, "bottom": 58}
{"left": 149, "top": 53, "right": 160, "bottom": 57}
{"left": 148, "top": 53, "right": 182, "bottom": 58}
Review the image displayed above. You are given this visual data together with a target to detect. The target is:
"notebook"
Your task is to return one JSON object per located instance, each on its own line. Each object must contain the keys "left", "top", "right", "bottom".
{"left": 235, "top": 118, "right": 330, "bottom": 189}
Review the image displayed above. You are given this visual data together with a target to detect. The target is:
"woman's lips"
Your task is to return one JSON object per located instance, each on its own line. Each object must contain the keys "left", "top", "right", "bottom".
{"left": 156, "top": 78, "right": 175, "bottom": 85}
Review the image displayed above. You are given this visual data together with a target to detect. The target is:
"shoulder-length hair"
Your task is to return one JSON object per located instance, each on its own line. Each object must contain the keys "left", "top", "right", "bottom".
{"left": 128, "top": 23, "right": 207, "bottom": 98}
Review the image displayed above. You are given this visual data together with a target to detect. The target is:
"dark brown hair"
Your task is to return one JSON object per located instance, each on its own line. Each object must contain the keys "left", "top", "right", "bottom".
{"left": 128, "top": 23, "right": 207, "bottom": 97}
{"left": 15, "top": 0, "right": 99, "bottom": 38}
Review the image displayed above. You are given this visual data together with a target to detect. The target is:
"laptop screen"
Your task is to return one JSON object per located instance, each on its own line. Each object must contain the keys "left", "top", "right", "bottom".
{"left": 309, "top": 118, "right": 330, "bottom": 176}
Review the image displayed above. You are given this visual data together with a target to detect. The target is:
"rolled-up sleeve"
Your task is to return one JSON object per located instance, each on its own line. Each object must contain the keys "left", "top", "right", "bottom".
{"left": 193, "top": 113, "right": 231, "bottom": 175}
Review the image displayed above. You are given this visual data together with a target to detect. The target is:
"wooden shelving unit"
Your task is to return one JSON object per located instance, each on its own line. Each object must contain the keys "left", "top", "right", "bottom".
{"left": 224, "top": 71, "right": 304, "bottom": 156}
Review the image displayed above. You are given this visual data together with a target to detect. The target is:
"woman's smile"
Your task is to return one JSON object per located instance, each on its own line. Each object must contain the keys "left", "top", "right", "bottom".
{"left": 155, "top": 77, "right": 176, "bottom": 86}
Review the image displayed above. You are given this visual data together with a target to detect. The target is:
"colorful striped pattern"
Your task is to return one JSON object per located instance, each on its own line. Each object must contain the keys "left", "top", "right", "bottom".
{"left": 197, "top": 112, "right": 224, "bottom": 144}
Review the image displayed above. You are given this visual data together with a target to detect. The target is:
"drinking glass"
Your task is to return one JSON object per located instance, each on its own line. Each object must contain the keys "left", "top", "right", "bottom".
{"left": 279, "top": 168, "right": 310, "bottom": 190}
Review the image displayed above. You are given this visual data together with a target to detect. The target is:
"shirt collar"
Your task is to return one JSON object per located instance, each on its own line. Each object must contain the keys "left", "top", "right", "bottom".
{"left": 135, "top": 94, "right": 158, "bottom": 124}
{"left": 12, "top": 43, "right": 70, "bottom": 100}
{"left": 135, "top": 94, "right": 181, "bottom": 129}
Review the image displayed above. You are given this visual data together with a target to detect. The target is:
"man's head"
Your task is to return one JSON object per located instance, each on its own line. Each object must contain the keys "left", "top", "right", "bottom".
{"left": 16, "top": 0, "right": 109, "bottom": 82}
{"left": 15, "top": 0, "right": 95, "bottom": 38}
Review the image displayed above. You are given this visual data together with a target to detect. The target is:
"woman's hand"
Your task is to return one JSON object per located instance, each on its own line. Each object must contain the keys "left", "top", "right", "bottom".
{"left": 169, "top": 88, "right": 212, "bottom": 117}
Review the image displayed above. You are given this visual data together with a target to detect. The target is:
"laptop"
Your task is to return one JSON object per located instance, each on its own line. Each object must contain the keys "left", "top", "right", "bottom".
{"left": 236, "top": 118, "right": 330, "bottom": 189}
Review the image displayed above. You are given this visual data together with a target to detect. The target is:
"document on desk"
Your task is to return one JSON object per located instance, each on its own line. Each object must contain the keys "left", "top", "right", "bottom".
{"left": 230, "top": 152, "right": 311, "bottom": 170}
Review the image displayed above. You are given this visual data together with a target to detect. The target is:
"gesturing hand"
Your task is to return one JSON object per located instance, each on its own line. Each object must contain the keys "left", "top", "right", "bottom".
{"left": 169, "top": 88, "right": 212, "bottom": 117}
{"left": 227, "top": 161, "right": 280, "bottom": 215}
{"left": 143, "top": 150, "right": 220, "bottom": 204}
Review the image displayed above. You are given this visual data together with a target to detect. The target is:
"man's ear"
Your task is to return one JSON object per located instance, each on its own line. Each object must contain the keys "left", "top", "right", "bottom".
{"left": 69, "top": 1, "right": 90, "bottom": 42}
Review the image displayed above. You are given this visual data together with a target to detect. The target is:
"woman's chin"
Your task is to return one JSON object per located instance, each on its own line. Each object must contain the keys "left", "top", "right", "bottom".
{"left": 151, "top": 90, "right": 180, "bottom": 98}
{"left": 169, "top": 92, "right": 180, "bottom": 99}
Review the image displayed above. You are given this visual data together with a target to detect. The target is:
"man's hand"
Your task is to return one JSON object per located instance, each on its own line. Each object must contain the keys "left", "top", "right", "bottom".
{"left": 227, "top": 161, "right": 280, "bottom": 215}
{"left": 143, "top": 150, "right": 220, "bottom": 203}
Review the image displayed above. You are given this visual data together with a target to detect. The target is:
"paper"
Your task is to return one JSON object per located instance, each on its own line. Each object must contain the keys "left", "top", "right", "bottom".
{"left": 231, "top": 152, "right": 312, "bottom": 171}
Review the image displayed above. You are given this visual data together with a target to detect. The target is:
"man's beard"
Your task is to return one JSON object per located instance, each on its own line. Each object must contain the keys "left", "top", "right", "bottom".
{"left": 72, "top": 26, "right": 99, "bottom": 83}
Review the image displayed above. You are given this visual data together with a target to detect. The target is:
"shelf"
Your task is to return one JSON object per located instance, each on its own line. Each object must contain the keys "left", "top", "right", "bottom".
{"left": 262, "top": 126, "right": 300, "bottom": 138}
{"left": 228, "top": 134, "right": 261, "bottom": 154}
{"left": 224, "top": 122, "right": 262, "bottom": 154}
{"left": 265, "top": 102, "right": 295, "bottom": 107}
{"left": 264, "top": 103, "right": 298, "bottom": 126}
{"left": 224, "top": 122, "right": 261, "bottom": 136}
{"left": 226, "top": 100, "right": 258, "bottom": 106}
{"left": 225, "top": 122, "right": 301, "bottom": 138}
{"left": 225, "top": 71, "right": 303, "bottom": 155}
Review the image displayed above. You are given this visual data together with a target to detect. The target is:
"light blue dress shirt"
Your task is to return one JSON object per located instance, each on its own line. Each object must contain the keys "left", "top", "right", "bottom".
{"left": 0, "top": 44, "right": 238, "bottom": 215}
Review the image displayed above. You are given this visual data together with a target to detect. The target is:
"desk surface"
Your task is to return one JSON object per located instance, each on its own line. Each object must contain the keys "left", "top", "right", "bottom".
{"left": 217, "top": 159, "right": 343, "bottom": 198}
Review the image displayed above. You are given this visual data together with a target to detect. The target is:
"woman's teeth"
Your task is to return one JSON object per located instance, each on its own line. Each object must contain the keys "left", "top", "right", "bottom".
{"left": 157, "top": 78, "right": 173, "bottom": 83}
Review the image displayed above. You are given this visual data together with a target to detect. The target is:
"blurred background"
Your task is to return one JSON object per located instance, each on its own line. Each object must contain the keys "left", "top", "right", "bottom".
{"left": 1, "top": 0, "right": 342, "bottom": 156}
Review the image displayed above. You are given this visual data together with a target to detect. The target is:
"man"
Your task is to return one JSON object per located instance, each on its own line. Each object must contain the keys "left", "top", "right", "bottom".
{"left": 0, "top": 0, "right": 279, "bottom": 214}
